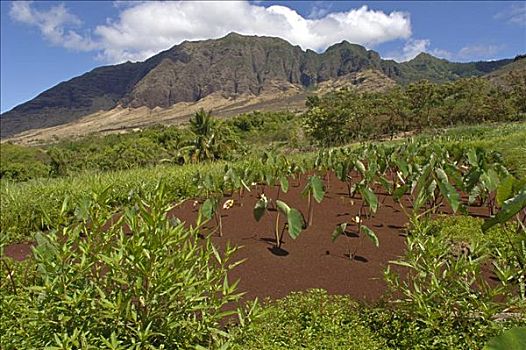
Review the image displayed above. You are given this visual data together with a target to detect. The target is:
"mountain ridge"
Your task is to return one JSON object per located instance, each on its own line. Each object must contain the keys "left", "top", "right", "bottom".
{"left": 0, "top": 32, "right": 515, "bottom": 138}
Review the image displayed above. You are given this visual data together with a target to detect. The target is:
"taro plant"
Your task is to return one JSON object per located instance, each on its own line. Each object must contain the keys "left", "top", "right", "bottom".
{"left": 483, "top": 185, "right": 526, "bottom": 299}
{"left": 301, "top": 175, "right": 325, "bottom": 227}
{"left": 195, "top": 171, "right": 229, "bottom": 237}
{"left": 223, "top": 163, "right": 251, "bottom": 200}
{"left": 331, "top": 220, "right": 379, "bottom": 260}
{"left": 393, "top": 153, "right": 462, "bottom": 219}
{"left": 253, "top": 194, "right": 304, "bottom": 251}
{"left": 331, "top": 158, "right": 380, "bottom": 260}
{"left": 314, "top": 148, "right": 337, "bottom": 190}
{"left": 200, "top": 196, "right": 224, "bottom": 237}
{"left": 463, "top": 147, "right": 509, "bottom": 214}
{"left": 483, "top": 327, "right": 526, "bottom": 350}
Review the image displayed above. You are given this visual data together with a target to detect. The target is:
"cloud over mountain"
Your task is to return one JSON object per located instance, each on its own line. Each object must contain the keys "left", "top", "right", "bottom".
{"left": 10, "top": 1, "right": 412, "bottom": 63}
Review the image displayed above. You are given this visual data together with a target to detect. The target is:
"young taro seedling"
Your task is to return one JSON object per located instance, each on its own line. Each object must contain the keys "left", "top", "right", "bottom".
{"left": 301, "top": 175, "right": 325, "bottom": 227}
{"left": 332, "top": 164, "right": 380, "bottom": 260}
{"left": 253, "top": 194, "right": 304, "bottom": 251}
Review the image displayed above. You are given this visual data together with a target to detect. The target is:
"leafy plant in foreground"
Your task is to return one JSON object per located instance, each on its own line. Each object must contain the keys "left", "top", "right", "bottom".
{"left": 1, "top": 182, "right": 242, "bottom": 349}
{"left": 483, "top": 327, "right": 526, "bottom": 350}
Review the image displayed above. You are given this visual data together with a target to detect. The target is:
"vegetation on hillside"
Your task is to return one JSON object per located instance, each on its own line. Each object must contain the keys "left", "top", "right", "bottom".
{"left": 304, "top": 77, "right": 525, "bottom": 146}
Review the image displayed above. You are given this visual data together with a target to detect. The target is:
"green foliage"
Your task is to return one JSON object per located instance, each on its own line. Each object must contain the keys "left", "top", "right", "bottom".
{"left": 0, "top": 182, "right": 241, "bottom": 349}
{"left": 383, "top": 216, "right": 525, "bottom": 349}
{"left": 229, "top": 289, "right": 387, "bottom": 350}
{"left": 484, "top": 327, "right": 526, "bottom": 350}
{"left": 275, "top": 200, "right": 304, "bottom": 240}
{"left": 0, "top": 143, "right": 51, "bottom": 181}
{"left": 253, "top": 195, "right": 305, "bottom": 248}
{"left": 184, "top": 109, "right": 241, "bottom": 163}
{"left": 483, "top": 187, "right": 526, "bottom": 231}
{"left": 304, "top": 77, "right": 524, "bottom": 146}
{"left": 359, "top": 305, "right": 517, "bottom": 350}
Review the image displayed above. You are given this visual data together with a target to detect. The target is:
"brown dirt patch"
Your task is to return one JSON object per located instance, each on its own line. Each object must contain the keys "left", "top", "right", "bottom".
{"left": 3, "top": 172, "right": 492, "bottom": 303}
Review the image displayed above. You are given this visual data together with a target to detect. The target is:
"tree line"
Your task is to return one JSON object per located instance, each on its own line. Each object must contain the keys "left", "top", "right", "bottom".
{"left": 303, "top": 76, "right": 526, "bottom": 146}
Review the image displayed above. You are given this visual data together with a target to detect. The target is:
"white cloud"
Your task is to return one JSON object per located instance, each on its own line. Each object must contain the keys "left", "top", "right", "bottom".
{"left": 457, "top": 44, "right": 504, "bottom": 60}
{"left": 10, "top": 1, "right": 412, "bottom": 63}
{"left": 387, "top": 39, "right": 505, "bottom": 63}
{"left": 495, "top": 3, "right": 526, "bottom": 27}
{"left": 386, "top": 38, "right": 430, "bottom": 61}
{"left": 9, "top": 1, "right": 97, "bottom": 51}
{"left": 308, "top": 1, "right": 333, "bottom": 19}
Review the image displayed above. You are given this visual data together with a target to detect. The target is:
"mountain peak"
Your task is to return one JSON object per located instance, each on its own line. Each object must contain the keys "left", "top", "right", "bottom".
{"left": 411, "top": 52, "right": 443, "bottom": 62}
{"left": 0, "top": 34, "right": 515, "bottom": 139}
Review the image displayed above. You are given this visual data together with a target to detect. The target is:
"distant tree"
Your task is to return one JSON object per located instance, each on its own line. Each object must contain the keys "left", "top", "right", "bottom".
{"left": 184, "top": 109, "right": 239, "bottom": 163}
{"left": 405, "top": 80, "right": 438, "bottom": 129}
{"left": 508, "top": 71, "right": 526, "bottom": 114}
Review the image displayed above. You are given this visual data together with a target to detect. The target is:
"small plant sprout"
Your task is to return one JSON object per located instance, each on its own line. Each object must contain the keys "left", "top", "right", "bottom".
{"left": 253, "top": 194, "right": 305, "bottom": 250}
{"left": 331, "top": 221, "right": 379, "bottom": 261}
{"left": 200, "top": 196, "right": 224, "bottom": 237}
{"left": 302, "top": 175, "right": 325, "bottom": 227}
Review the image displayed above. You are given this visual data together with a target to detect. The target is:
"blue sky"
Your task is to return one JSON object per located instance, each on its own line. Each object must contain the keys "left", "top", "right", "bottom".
{"left": 1, "top": 1, "right": 525, "bottom": 113}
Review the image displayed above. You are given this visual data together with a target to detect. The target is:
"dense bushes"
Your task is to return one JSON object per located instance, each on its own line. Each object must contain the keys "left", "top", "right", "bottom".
{"left": 0, "top": 184, "right": 241, "bottom": 349}
{"left": 230, "top": 290, "right": 387, "bottom": 350}
{"left": 304, "top": 77, "right": 525, "bottom": 146}
{"left": 0, "top": 110, "right": 302, "bottom": 182}
{"left": 0, "top": 143, "right": 51, "bottom": 180}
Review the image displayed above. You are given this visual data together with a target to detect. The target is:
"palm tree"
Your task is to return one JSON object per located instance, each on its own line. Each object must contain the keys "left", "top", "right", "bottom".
{"left": 183, "top": 109, "right": 239, "bottom": 163}
{"left": 188, "top": 109, "right": 217, "bottom": 162}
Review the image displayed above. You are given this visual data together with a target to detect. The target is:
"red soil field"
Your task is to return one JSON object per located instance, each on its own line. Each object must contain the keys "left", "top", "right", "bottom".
{"left": 4, "top": 172, "right": 491, "bottom": 303}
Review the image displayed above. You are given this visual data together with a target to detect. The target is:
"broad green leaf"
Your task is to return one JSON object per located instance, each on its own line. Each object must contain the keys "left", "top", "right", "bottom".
{"left": 253, "top": 197, "right": 268, "bottom": 222}
{"left": 200, "top": 198, "right": 216, "bottom": 220}
{"left": 310, "top": 176, "right": 325, "bottom": 203}
{"left": 483, "top": 188, "right": 526, "bottom": 231}
{"left": 438, "top": 180, "right": 460, "bottom": 213}
{"left": 361, "top": 225, "right": 379, "bottom": 247}
{"left": 481, "top": 169, "right": 500, "bottom": 192}
{"left": 331, "top": 223, "right": 347, "bottom": 242}
{"left": 275, "top": 200, "right": 291, "bottom": 216}
{"left": 483, "top": 327, "right": 526, "bottom": 350}
{"left": 435, "top": 168, "right": 448, "bottom": 183}
{"left": 393, "top": 185, "right": 408, "bottom": 202}
{"left": 464, "top": 169, "right": 483, "bottom": 192}
{"left": 360, "top": 187, "right": 378, "bottom": 213}
{"left": 378, "top": 176, "right": 392, "bottom": 194}
{"left": 496, "top": 176, "right": 516, "bottom": 206}
{"left": 355, "top": 160, "right": 366, "bottom": 174}
{"left": 286, "top": 208, "right": 304, "bottom": 240}
{"left": 395, "top": 158, "right": 409, "bottom": 177}
{"left": 335, "top": 163, "right": 347, "bottom": 182}
{"left": 444, "top": 163, "right": 464, "bottom": 190}
{"left": 414, "top": 163, "right": 432, "bottom": 198}
{"left": 467, "top": 148, "right": 478, "bottom": 167}
{"left": 279, "top": 176, "right": 289, "bottom": 193}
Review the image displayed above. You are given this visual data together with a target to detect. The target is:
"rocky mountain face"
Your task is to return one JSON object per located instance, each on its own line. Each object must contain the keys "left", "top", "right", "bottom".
{"left": 0, "top": 32, "right": 513, "bottom": 138}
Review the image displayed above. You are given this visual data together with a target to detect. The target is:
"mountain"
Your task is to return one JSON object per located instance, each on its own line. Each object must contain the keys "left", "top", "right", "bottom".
{"left": 484, "top": 55, "right": 526, "bottom": 88}
{"left": 0, "top": 32, "right": 513, "bottom": 139}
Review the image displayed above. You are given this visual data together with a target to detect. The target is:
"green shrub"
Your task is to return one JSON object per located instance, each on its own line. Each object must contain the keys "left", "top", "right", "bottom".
{"left": 381, "top": 217, "right": 525, "bottom": 349}
{"left": 0, "top": 143, "right": 51, "bottom": 181}
{"left": 0, "top": 182, "right": 241, "bottom": 349}
{"left": 229, "top": 289, "right": 387, "bottom": 350}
